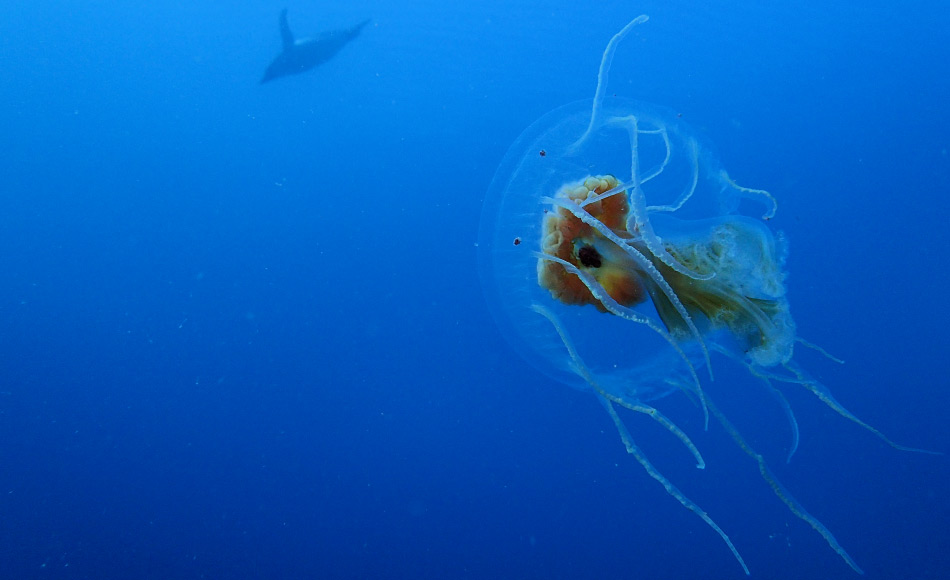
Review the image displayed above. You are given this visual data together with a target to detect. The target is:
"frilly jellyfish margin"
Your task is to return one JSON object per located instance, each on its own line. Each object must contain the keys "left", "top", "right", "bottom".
{"left": 477, "top": 14, "right": 934, "bottom": 576}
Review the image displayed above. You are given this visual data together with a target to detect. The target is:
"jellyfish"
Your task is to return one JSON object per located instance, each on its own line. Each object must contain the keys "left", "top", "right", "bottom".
{"left": 478, "top": 15, "right": 933, "bottom": 575}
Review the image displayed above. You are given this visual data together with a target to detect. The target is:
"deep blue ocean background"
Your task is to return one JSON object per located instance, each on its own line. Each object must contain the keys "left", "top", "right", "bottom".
{"left": 1, "top": 1, "right": 948, "bottom": 578}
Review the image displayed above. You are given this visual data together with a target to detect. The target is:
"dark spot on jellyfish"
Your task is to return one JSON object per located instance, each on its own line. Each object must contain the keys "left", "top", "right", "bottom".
{"left": 577, "top": 245, "right": 602, "bottom": 268}
{"left": 677, "top": 112, "right": 683, "bottom": 118}
{"left": 513, "top": 237, "right": 522, "bottom": 246}
{"left": 539, "top": 149, "right": 546, "bottom": 157}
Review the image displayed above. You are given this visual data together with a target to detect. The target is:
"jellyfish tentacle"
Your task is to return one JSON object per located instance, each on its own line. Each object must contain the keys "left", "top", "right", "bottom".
{"left": 779, "top": 362, "right": 942, "bottom": 455}
{"left": 647, "top": 137, "right": 701, "bottom": 214}
{"left": 601, "top": 397, "right": 750, "bottom": 575}
{"left": 623, "top": 401, "right": 706, "bottom": 469}
{"left": 530, "top": 303, "right": 706, "bottom": 468}
{"left": 709, "top": 343, "right": 801, "bottom": 462}
{"left": 530, "top": 304, "right": 748, "bottom": 575}
{"left": 611, "top": 114, "right": 717, "bottom": 283}
{"left": 768, "top": 379, "right": 800, "bottom": 463}
{"left": 705, "top": 396, "right": 865, "bottom": 575}
{"left": 757, "top": 374, "right": 800, "bottom": 464}
{"left": 542, "top": 196, "right": 714, "bottom": 378}
{"left": 796, "top": 337, "right": 845, "bottom": 364}
{"left": 746, "top": 363, "right": 941, "bottom": 454}
{"left": 638, "top": 126, "right": 673, "bottom": 185}
{"left": 534, "top": 252, "right": 710, "bottom": 429}
{"left": 578, "top": 139, "right": 698, "bottom": 225}
{"left": 721, "top": 170, "right": 778, "bottom": 220}
{"left": 573, "top": 14, "right": 650, "bottom": 151}
{"left": 578, "top": 180, "right": 628, "bottom": 208}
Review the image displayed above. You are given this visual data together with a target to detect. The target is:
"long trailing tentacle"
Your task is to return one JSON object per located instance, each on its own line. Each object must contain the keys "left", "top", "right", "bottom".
{"left": 745, "top": 359, "right": 939, "bottom": 455}
{"left": 622, "top": 401, "right": 705, "bottom": 469}
{"left": 530, "top": 303, "right": 749, "bottom": 575}
{"left": 705, "top": 395, "right": 864, "bottom": 575}
{"left": 531, "top": 304, "right": 705, "bottom": 468}
{"left": 600, "top": 396, "right": 749, "bottom": 575}
{"left": 796, "top": 336, "right": 844, "bottom": 364}
{"left": 573, "top": 15, "right": 649, "bottom": 151}
{"left": 779, "top": 361, "right": 942, "bottom": 455}
{"left": 759, "top": 375, "right": 800, "bottom": 464}
{"left": 710, "top": 343, "right": 801, "bottom": 463}
{"left": 785, "top": 339, "right": 939, "bottom": 452}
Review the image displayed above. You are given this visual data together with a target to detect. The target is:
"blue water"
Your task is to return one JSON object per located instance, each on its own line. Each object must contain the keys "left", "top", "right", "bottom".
{"left": 1, "top": 1, "right": 947, "bottom": 578}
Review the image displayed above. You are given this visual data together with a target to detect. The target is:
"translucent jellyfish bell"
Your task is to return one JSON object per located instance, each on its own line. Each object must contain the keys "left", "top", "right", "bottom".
{"left": 479, "top": 14, "right": 933, "bottom": 576}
